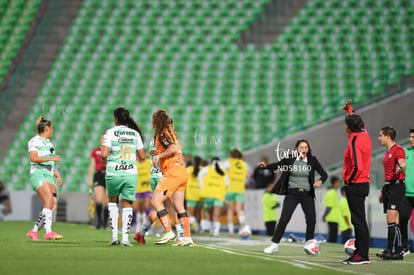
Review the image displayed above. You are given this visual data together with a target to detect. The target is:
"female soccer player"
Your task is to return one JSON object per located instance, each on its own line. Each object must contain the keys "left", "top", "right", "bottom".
{"left": 198, "top": 157, "right": 230, "bottom": 236}
{"left": 88, "top": 134, "right": 109, "bottom": 229}
{"left": 134, "top": 156, "right": 152, "bottom": 233}
{"left": 101, "top": 107, "right": 146, "bottom": 246}
{"left": 185, "top": 156, "right": 203, "bottom": 232}
{"left": 150, "top": 110, "right": 193, "bottom": 245}
{"left": 222, "top": 149, "right": 249, "bottom": 235}
{"left": 26, "top": 116, "right": 63, "bottom": 241}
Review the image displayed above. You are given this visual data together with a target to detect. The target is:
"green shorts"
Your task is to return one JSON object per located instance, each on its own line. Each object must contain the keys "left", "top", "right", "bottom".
{"left": 186, "top": 200, "right": 203, "bottom": 208}
{"left": 225, "top": 192, "right": 244, "bottom": 203}
{"left": 150, "top": 174, "right": 162, "bottom": 192}
{"left": 106, "top": 174, "right": 137, "bottom": 202}
{"left": 29, "top": 170, "right": 56, "bottom": 191}
{"left": 204, "top": 198, "right": 223, "bottom": 208}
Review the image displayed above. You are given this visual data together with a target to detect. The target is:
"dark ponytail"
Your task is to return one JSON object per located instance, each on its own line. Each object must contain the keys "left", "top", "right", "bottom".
{"left": 192, "top": 156, "right": 202, "bottom": 177}
{"left": 114, "top": 107, "right": 145, "bottom": 142}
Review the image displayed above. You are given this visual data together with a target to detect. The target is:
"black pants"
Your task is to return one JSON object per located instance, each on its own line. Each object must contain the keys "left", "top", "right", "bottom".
{"left": 341, "top": 228, "right": 353, "bottom": 244}
{"left": 400, "top": 196, "right": 414, "bottom": 249}
{"left": 271, "top": 189, "right": 316, "bottom": 243}
{"left": 265, "top": 221, "right": 276, "bottom": 236}
{"left": 345, "top": 183, "right": 370, "bottom": 259}
{"left": 327, "top": 222, "right": 338, "bottom": 243}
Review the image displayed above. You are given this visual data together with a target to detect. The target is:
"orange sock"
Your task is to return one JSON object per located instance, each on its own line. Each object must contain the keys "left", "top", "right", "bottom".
{"left": 180, "top": 216, "right": 191, "bottom": 237}
{"left": 158, "top": 211, "right": 172, "bottom": 232}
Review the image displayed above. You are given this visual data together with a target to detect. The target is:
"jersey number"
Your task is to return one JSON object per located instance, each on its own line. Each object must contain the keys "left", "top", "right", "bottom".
{"left": 119, "top": 146, "right": 132, "bottom": 160}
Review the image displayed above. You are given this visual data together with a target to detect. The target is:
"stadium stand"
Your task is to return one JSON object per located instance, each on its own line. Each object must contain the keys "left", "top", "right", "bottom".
{"left": 0, "top": 0, "right": 43, "bottom": 84}
{"left": 0, "top": 0, "right": 413, "bottom": 191}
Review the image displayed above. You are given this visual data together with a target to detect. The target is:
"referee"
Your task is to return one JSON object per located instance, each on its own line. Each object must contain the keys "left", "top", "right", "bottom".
{"left": 88, "top": 134, "right": 108, "bottom": 229}
{"left": 377, "top": 127, "right": 406, "bottom": 260}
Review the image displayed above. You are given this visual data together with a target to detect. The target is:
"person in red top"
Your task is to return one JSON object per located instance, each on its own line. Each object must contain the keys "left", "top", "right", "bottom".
{"left": 341, "top": 100, "right": 372, "bottom": 265}
{"left": 376, "top": 127, "right": 406, "bottom": 260}
{"left": 88, "top": 134, "right": 109, "bottom": 229}
{"left": 150, "top": 110, "right": 193, "bottom": 246}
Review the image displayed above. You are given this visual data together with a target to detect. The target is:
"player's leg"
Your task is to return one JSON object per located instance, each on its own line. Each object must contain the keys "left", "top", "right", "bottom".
{"left": 94, "top": 185, "right": 106, "bottom": 229}
{"left": 213, "top": 200, "right": 224, "bottom": 237}
{"left": 235, "top": 194, "right": 246, "bottom": 231}
{"left": 226, "top": 194, "right": 235, "bottom": 235}
{"left": 119, "top": 175, "right": 139, "bottom": 246}
{"left": 37, "top": 182, "right": 62, "bottom": 240}
{"left": 106, "top": 175, "right": 121, "bottom": 245}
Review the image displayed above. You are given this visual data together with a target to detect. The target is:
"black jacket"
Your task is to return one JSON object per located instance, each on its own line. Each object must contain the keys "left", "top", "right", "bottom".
{"left": 268, "top": 155, "right": 328, "bottom": 197}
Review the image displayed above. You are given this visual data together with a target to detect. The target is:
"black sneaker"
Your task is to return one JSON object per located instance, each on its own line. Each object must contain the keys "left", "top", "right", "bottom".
{"left": 347, "top": 254, "right": 370, "bottom": 265}
{"left": 382, "top": 251, "right": 404, "bottom": 260}
{"left": 376, "top": 249, "right": 390, "bottom": 259}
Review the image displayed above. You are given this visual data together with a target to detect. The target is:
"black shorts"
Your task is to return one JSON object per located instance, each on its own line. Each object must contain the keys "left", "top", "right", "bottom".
{"left": 93, "top": 171, "right": 106, "bottom": 188}
{"left": 382, "top": 182, "right": 406, "bottom": 213}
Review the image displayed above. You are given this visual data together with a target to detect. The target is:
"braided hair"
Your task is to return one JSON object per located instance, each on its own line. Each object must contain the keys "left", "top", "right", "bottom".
{"left": 113, "top": 107, "right": 144, "bottom": 142}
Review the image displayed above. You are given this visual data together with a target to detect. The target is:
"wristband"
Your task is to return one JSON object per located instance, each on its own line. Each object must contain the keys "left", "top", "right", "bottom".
{"left": 89, "top": 188, "right": 92, "bottom": 196}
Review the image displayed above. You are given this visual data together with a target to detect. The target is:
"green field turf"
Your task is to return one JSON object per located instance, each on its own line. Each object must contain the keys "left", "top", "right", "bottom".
{"left": 0, "top": 222, "right": 413, "bottom": 275}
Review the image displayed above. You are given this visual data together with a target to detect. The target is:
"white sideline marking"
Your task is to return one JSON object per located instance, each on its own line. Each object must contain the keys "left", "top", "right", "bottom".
{"left": 198, "top": 244, "right": 313, "bottom": 270}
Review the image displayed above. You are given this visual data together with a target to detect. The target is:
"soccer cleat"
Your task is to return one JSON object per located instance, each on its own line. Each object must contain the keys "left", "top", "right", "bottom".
{"left": 44, "top": 232, "right": 63, "bottom": 240}
{"left": 155, "top": 231, "right": 176, "bottom": 245}
{"left": 27, "top": 230, "right": 39, "bottom": 241}
{"left": 121, "top": 241, "right": 133, "bottom": 247}
{"left": 181, "top": 237, "right": 195, "bottom": 246}
{"left": 109, "top": 239, "right": 120, "bottom": 245}
{"left": 172, "top": 239, "right": 185, "bottom": 247}
{"left": 347, "top": 254, "right": 370, "bottom": 265}
{"left": 264, "top": 242, "right": 279, "bottom": 254}
{"left": 133, "top": 232, "right": 146, "bottom": 245}
{"left": 382, "top": 251, "right": 404, "bottom": 260}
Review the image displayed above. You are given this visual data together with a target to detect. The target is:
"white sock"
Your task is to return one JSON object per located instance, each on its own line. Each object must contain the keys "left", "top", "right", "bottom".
{"left": 108, "top": 203, "right": 119, "bottom": 240}
{"left": 214, "top": 222, "right": 221, "bottom": 235}
{"left": 201, "top": 219, "right": 210, "bottom": 231}
{"left": 238, "top": 215, "right": 246, "bottom": 226}
{"left": 228, "top": 222, "right": 234, "bottom": 234}
{"left": 189, "top": 216, "right": 196, "bottom": 224}
{"left": 122, "top": 208, "right": 133, "bottom": 243}
{"left": 42, "top": 208, "right": 53, "bottom": 233}
{"left": 140, "top": 219, "right": 152, "bottom": 235}
{"left": 32, "top": 211, "right": 44, "bottom": 232}
{"left": 175, "top": 224, "right": 184, "bottom": 240}
{"left": 135, "top": 212, "right": 142, "bottom": 233}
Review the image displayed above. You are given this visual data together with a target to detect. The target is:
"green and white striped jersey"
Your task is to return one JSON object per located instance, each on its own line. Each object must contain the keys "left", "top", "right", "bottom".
{"left": 103, "top": 125, "right": 144, "bottom": 176}
{"left": 28, "top": 135, "right": 56, "bottom": 175}
{"left": 149, "top": 139, "right": 162, "bottom": 176}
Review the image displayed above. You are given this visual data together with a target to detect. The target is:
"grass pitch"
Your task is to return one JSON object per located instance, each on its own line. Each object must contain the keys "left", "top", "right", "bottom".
{"left": 0, "top": 222, "right": 413, "bottom": 275}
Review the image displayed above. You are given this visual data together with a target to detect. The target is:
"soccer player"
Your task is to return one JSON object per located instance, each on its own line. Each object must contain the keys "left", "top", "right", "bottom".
{"left": 376, "top": 127, "right": 406, "bottom": 260}
{"left": 150, "top": 110, "right": 193, "bottom": 245}
{"left": 262, "top": 182, "right": 279, "bottom": 236}
{"left": 88, "top": 134, "right": 108, "bottom": 229}
{"left": 134, "top": 157, "right": 152, "bottom": 233}
{"left": 341, "top": 100, "right": 372, "bottom": 265}
{"left": 400, "top": 128, "right": 414, "bottom": 255}
{"left": 339, "top": 186, "right": 353, "bottom": 244}
{"left": 101, "top": 107, "right": 146, "bottom": 246}
{"left": 26, "top": 116, "right": 63, "bottom": 241}
{"left": 223, "top": 149, "right": 249, "bottom": 235}
{"left": 323, "top": 176, "right": 341, "bottom": 243}
{"left": 185, "top": 155, "right": 203, "bottom": 232}
{"left": 198, "top": 157, "right": 230, "bottom": 236}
